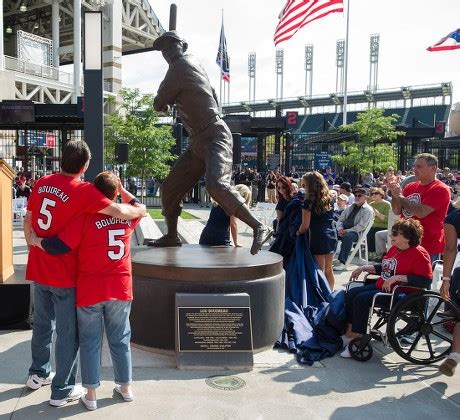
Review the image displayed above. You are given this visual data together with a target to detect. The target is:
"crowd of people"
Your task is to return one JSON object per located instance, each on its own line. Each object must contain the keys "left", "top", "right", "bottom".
{"left": 12, "top": 149, "right": 460, "bottom": 412}
{"left": 253, "top": 155, "right": 459, "bottom": 373}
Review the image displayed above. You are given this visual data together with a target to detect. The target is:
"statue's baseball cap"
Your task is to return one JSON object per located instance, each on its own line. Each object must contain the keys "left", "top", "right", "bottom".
{"left": 152, "top": 31, "right": 188, "bottom": 52}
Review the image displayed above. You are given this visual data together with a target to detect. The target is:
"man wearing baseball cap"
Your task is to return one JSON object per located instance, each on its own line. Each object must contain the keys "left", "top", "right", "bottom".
{"left": 149, "top": 31, "right": 272, "bottom": 254}
{"left": 334, "top": 187, "right": 374, "bottom": 270}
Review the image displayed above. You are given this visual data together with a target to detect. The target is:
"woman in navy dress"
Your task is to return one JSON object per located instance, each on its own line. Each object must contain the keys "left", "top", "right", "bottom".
{"left": 199, "top": 184, "right": 252, "bottom": 247}
{"left": 297, "top": 171, "right": 338, "bottom": 289}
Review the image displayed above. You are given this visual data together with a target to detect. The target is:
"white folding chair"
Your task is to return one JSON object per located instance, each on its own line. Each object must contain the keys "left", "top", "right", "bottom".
{"left": 343, "top": 218, "right": 374, "bottom": 269}
{"left": 12, "top": 197, "right": 27, "bottom": 224}
{"left": 243, "top": 202, "right": 277, "bottom": 233}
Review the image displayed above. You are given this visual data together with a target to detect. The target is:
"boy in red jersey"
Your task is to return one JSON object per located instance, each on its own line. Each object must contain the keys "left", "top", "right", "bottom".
{"left": 34, "top": 171, "right": 140, "bottom": 410}
{"left": 24, "top": 140, "right": 145, "bottom": 407}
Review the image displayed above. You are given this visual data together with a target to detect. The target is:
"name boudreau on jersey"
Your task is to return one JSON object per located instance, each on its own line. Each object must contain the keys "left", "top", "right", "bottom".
{"left": 38, "top": 185, "right": 69, "bottom": 202}
{"left": 95, "top": 218, "right": 132, "bottom": 229}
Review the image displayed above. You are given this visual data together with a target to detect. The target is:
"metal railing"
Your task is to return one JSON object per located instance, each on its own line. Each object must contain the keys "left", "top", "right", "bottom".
{"left": 4, "top": 55, "right": 73, "bottom": 85}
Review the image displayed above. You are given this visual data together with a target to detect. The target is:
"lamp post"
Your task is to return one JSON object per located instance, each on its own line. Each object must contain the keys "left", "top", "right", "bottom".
{"left": 83, "top": 11, "right": 103, "bottom": 181}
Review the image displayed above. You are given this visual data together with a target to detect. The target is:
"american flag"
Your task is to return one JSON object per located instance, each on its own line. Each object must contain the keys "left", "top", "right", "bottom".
{"left": 216, "top": 23, "right": 230, "bottom": 82}
{"left": 274, "top": 0, "right": 344, "bottom": 46}
{"left": 427, "top": 28, "right": 460, "bottom": 52}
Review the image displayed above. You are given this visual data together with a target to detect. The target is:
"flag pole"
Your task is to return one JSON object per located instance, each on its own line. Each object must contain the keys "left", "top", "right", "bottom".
{"left": 219, "top": 10, "right": 224, "bottom": 113}
{"left": 342, "top": 0, "right": 350, "bottom": 125}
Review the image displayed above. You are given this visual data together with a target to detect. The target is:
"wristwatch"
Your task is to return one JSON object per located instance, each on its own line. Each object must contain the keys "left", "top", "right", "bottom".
{"left": 442, "top": 276, "right": 451, "bottom": 282}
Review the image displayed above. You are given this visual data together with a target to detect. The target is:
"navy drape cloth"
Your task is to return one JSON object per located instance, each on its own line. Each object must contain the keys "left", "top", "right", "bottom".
{"left": 269, "top": 198, "right": 303, "bottom": 268}
{"left": 274, "top": 235, "right": 347, "bottom": 365}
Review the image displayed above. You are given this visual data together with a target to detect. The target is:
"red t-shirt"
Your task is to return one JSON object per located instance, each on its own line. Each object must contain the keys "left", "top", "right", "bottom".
{"left": 375, "top": 245, "right": 432, "bottom": 289}
{"left": 26, "top": 174, "right": 112, "bottom": 287}
{"left": 57, "top": 213, "right": 140, "bottom": 307}
{"left": 401, "top": 180, "right": 450, "bottom": 254}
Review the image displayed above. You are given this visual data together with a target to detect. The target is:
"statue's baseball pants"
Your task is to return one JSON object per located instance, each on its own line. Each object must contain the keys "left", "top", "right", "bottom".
{"left": 161, "top": 118, "right": 244, "bottom": 219}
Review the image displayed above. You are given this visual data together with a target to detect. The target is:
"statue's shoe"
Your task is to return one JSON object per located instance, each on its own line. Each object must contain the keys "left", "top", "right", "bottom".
{"left": 250, "top": 225, "right": 273, "bottom": 255}
{"left": 148, "top": 235, "right": 182, "bottom": 247}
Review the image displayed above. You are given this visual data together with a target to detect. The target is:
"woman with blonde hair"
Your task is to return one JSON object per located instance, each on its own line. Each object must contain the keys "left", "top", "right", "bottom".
{"left": 199, "top": 184, "right": 252, "bottom": 247}
{"left": 298, "top": 171, "right": 338, "bottom": 289}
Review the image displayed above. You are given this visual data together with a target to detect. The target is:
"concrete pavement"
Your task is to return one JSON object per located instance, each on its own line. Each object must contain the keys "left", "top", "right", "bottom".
{"left": 1, "top": 204, "right": 459, "bottom": 419}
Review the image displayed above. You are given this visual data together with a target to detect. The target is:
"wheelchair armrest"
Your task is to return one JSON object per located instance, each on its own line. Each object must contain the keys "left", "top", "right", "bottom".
{"left": 345, "top": 279, "right": 365, "bottom": 291}
{"left": 363, "top": 273, "right": 380, "bottom": 285}
{"left": 392, "top": 284, "right": 425, "bottom": 294}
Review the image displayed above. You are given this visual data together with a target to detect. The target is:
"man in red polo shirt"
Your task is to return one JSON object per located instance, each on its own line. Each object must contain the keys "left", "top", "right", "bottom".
{"left": 24, "top": 140, "right": 145, "bottom": 407}
{"left": 390, "top": 153, "right": 450, "bottom": 260}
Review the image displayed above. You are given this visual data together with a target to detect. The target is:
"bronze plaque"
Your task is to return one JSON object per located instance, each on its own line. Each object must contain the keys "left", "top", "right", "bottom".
{"left": 177, "top": 306, "right": 252, "bottom": 352}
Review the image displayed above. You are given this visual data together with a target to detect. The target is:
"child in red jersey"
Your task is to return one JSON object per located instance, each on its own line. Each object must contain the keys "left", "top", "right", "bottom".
{"left": 25, "top": 140, "right": 145, "bottom": 407}
{"left": 35, "top": 171, "right": 140, "bottom": 410}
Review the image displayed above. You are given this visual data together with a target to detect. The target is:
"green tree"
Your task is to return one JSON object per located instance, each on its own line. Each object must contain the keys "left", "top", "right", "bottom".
{"left": 104, "top": 88, "right": 176, "bottom": 201}
{"left": 331, "top": 108, "right": 405, "bottom": 178}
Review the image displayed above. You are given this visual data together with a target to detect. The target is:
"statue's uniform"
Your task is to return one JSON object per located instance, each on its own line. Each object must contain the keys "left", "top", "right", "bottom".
{"left": 154, "top": 54, "right": 244, "bottom": 219}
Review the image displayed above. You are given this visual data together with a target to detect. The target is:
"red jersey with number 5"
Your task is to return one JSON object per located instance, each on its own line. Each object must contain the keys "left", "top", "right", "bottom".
{"left": 26, "top": 174, "right": 112, "bottom": 287}
{"left": 56, "top": 213, "right": 140, "bottom": 306}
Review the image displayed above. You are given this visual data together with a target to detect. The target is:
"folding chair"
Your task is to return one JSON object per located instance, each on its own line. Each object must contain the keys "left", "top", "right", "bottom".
{"left": 343, "top": 218, "right": 374, "bottom": 269}
{"left": 243, "top": 202, "right": 277, "bottom": 233}
{"left": 12, "top": 197, "right": 27, "bottom": 224}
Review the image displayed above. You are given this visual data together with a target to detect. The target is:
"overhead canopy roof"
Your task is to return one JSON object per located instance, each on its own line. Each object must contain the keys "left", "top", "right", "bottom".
{"left": 223, "top": 83, "right": 452, "bottom": 114}
{"left": 3, "top": 0, "right": 165, "bottom": 63}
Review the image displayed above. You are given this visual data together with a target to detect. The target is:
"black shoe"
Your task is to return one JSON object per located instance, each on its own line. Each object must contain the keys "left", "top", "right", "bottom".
{"left": 148, "top": 235, "right": 182, "bottom": 247}
{"left": 250, "top": 226, "right": 273, "bottom": 255}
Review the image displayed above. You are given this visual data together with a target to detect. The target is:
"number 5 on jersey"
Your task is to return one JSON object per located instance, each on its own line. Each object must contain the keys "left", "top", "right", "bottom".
{"left": 108, "top": 229, "right": 126, "bottom": 260}
{"left": 38, "top": 198, "right": 57, "bottom": 230}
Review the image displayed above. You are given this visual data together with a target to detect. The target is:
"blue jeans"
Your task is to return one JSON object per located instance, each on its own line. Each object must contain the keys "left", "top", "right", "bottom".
{"left": 77, "top": 300, "right": 132, "bottom": 389}
{"left": 29, "top": 283, "right": 79, "bottom": 400}
{"left": 338, "top": 231, "right": 359, "bottom": 264}
{"left": 345, "top": 284, "right": 390, "bottom": 334}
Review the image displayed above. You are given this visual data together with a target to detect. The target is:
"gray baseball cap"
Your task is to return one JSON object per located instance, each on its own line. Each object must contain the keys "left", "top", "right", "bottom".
{"left": 152, "top": 31, "right": 188, "bottom": 51}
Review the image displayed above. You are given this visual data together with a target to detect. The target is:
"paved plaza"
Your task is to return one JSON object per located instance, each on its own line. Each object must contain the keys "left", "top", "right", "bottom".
{"left": 0, "top": 204, "right": 459, "bottom": 419}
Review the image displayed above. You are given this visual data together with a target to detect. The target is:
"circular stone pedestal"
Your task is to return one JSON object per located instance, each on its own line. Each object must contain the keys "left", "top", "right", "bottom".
{"left": 130, "top": 245, "right": 285, "bottom": 351}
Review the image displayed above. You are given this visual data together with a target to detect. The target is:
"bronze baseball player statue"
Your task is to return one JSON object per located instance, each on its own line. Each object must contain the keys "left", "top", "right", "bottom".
{"left": 149, "top": 31, "right": 272, "bottom": 254}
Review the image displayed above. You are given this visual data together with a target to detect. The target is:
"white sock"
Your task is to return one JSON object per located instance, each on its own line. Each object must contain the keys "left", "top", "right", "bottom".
{"left": 448, "top": 352, "right": 460, "bottom": 362}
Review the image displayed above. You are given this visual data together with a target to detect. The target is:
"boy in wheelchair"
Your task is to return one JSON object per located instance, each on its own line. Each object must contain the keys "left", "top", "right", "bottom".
{"left": 341, "top": 219, "right": 432, "bottom": 358}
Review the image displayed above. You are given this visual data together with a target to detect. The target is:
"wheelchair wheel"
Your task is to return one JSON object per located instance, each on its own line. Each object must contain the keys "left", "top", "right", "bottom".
{"left": 349, "top": 337, "right": 373, "bottom": 362}
{"left": 387, "top": 292, "right": 453, "bottom": 365}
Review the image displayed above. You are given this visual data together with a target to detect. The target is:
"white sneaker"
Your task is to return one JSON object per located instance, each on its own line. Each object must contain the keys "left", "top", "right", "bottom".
{"left": 334, "top": 263, "right": 347, "bottom": 271}
{"left": 49, "top": 385, "right": 83, "bottom": 407}
{"left": 340, "top": 346, "right": 352, "bottom": 358}
{"left": 81, "top": 394, "right": 97, "bottom": 411}
{"left": 26, "top": 372, "right": 55, "bottom": 390}
{"left": 114, "top": 385, "right": 134, "bottom": 402}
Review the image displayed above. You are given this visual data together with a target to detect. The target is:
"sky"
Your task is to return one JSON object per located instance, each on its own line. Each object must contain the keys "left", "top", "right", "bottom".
{"left": 122, "top": 0, "right": 460, "bottom": 105}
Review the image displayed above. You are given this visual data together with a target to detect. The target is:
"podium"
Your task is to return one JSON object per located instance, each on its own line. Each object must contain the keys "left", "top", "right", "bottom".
{"left": 0, "top": 160, "right": 15, "bottom": 282}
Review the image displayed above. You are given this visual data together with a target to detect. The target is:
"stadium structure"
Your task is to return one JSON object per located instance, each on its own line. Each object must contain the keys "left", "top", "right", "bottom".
{"left": 0, "top": 1, "right": 458, "bottom": 177}
{"left": 0, "top": 0, "right": 164, "bottom": 173}
{"left": 221, "top": 83, "right": 458, "bottom": 172}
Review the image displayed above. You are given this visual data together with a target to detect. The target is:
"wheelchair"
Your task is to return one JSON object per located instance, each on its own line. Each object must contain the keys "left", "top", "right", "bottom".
{"left": 345, "top": 274, "right": 459, "bottom": 364}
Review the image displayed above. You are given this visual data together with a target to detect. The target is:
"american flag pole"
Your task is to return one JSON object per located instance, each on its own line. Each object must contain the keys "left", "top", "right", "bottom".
{"left": 342, "top": 0, "right": 350, "bottom": 125}
{"left": 219, "top": 10, "right": 224, "bottom": 113}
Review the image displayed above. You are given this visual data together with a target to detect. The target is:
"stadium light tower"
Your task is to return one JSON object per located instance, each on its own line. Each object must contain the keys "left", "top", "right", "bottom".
{"left": 248, "top": 52, "right": 256, "bottom": 103}
{"left": 305, "top": 44, "right": 313, "bottom": 99}
{"left": 369, "top": 34, "right": 380, "bottom": 93}
{"left": 275, "top": 48, "right": 284, "bottom": 100}
{"left": 335, "top": 39, "right": 345, "bottom": 95}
